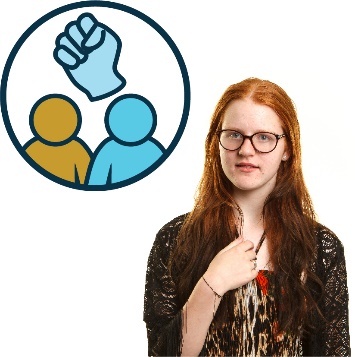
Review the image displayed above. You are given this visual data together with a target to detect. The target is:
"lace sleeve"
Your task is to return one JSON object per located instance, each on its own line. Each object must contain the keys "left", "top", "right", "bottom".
{"left": 303, "top": 226, "right": 351, "bottom": 356}
{"left": 143, "top": 214, "right": 187, "bottom": 356}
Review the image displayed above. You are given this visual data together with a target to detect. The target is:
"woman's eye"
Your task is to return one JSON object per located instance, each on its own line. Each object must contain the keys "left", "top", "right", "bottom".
{"left": 230, "top": 132, "right": 242, "bottom": 139}
{"left": 256, "top": 133, "right": 271, "bottom": 142}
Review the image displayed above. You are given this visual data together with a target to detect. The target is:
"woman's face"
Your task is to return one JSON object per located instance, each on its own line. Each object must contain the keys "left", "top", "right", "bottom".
{"left": 219, "top": 98, "right": 288, "bottom": 199}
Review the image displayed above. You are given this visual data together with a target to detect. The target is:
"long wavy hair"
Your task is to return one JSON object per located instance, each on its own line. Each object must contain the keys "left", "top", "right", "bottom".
{"left": 169, "top": 77, "right": 323, "bottom": 334}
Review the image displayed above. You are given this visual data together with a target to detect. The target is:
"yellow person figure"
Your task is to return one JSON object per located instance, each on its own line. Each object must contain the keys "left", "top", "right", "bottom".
{"left": 24, "top": 94, "right": 92, "bottom": 185}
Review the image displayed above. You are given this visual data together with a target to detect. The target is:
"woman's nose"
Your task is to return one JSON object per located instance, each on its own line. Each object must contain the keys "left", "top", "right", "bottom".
{"left": 238, "top": 137, "right": 256, "bottom": 156}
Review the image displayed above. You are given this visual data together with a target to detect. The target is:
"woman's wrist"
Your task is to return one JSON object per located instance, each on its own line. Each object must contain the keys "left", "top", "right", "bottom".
{"left": 203, "top": 269, "right": 227, "bottom": 296}
{"left": 202, "top": 276, "right": 223, "bottom": 298}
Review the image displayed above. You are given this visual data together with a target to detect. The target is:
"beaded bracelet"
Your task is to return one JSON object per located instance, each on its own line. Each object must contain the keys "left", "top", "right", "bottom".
{"left": 202, "top": 276, "right": 223, "bottom": 319}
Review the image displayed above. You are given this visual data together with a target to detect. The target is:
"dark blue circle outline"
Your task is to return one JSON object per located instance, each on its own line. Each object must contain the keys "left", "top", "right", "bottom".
{"left": 0, "top": 0, "right": 190, "bottom": 191}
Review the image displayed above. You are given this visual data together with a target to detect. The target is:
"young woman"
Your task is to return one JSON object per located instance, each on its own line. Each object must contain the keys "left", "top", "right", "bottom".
{"left": 143, "top": 77, "right": 350, "bottom": 356}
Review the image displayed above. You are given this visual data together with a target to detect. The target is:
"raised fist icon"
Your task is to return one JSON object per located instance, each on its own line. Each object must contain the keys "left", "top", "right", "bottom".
{"left": 53, "top": 13, "right": 126, "bottom": 101}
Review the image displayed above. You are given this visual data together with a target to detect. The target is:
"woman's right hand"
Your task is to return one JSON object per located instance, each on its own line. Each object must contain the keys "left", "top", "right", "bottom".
{"left": 203, "top": 240, "right": 258, "bottom": 296}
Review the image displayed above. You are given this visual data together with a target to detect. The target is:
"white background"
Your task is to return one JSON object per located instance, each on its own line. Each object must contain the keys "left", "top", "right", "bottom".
{"left": 0, "top": 1, "right": 354, "bottom": 356}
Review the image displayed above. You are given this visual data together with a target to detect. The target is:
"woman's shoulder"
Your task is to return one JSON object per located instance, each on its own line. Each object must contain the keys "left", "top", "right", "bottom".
{"left": 315, "top": 223, "right": 344, "bottom": 249}
{"left": 157, "top": 213, "right": 189, "bottom": 235}
{"left": 314, "top": 223, "right": 346, "bottom": 268}
{"left": 149, "top": 213, "right": 189, "bottom": 256}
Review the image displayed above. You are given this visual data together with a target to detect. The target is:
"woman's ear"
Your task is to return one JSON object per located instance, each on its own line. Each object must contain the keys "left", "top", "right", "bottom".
{"left": 281, "top": 139, "right": 289, "bottom": 161}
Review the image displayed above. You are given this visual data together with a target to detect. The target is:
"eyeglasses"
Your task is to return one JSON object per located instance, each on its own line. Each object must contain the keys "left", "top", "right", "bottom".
{"left": 217, "top": 130, "right": 286, "bottom": 153}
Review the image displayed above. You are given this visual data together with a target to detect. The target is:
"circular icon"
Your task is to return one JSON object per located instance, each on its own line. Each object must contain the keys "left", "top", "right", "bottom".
{"left": 1, "top": 1, "right": 190, "bottom": 191}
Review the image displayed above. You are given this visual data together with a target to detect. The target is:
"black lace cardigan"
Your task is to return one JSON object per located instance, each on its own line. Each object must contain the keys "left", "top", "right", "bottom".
{"left": 143, "top": 214, "right": 351, "bottom": 356}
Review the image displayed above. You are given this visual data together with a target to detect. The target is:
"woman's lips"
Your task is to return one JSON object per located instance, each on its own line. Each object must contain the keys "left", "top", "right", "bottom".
{"left": 236, "top": 162, "right": 259, "bottom": 172}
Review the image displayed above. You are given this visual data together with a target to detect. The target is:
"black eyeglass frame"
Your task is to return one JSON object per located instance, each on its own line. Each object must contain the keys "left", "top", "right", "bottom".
{"left": 216, "top": 130, "right": 287, "bottom": 153}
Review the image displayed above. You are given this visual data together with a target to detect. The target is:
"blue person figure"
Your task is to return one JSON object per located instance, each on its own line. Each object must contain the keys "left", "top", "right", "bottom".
{"left": 87, "top": 94, "right": 165, "bottom": 186}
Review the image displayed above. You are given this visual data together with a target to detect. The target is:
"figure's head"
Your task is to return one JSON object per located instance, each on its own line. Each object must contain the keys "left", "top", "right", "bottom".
{"left": 30, "top": 94, "right": 81, "bottom": 144}
{"left": 205, "top": 77, "right": 300, "bottom": 200}
{"left": 105, "top": 94, "right": 157, "bottom": 146}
